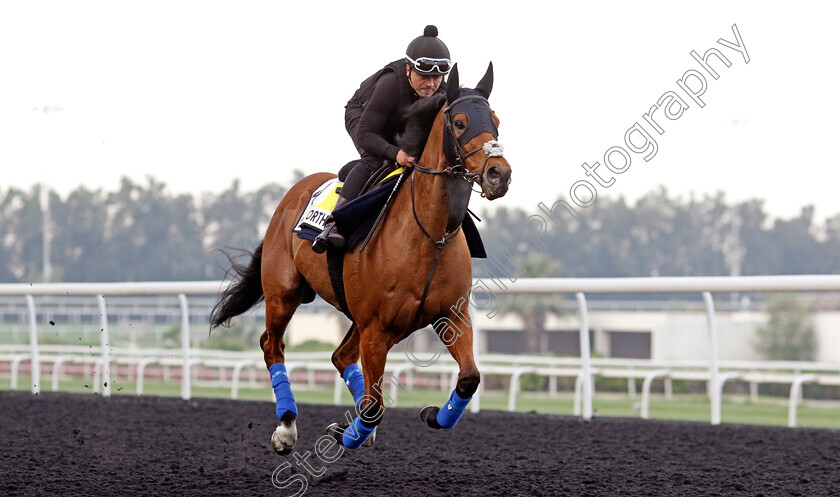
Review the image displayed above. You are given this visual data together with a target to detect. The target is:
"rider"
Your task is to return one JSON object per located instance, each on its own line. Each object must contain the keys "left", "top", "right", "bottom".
{"left": 312, "top": 25, "right": 452, "bottom": 253}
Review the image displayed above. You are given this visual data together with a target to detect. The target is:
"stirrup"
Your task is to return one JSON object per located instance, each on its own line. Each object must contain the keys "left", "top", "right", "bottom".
{"left": 312, "top": 219, "right": 345, "bottom": 254}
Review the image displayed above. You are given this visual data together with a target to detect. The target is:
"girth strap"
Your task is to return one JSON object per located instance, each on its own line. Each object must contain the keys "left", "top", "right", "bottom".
{"left": 327, "top": 249, "right": 354, "bottom": 322}
{"left": 414, "top": 241, "right": 445, "bottom": 329}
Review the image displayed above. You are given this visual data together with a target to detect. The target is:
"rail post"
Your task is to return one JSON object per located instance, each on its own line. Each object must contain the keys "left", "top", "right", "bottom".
{"left": 136, "top": 357, "right": 159, "bottom": 395}
{"left": 507, "top": 366, "right": 535, "bottom": 411}
{"left": 788, "top": 374, "right": 817, "bottom": 427}
{"left": 25, "top": 295, "right": 40, "bottom": 395}
{"left": 97, "top": 295, "right": 111, "bottom": 397}
{"left": 576, "top": 292, "right": 593, "bottom": 420}
{"left": 333, "top": 370, "right": 343, "bottom": 405}
{"left": 179, "top": 294, "right": 191, "bottom": 400}
{"left": 51, "top": 355, "right": 74, "bottom": 391}
{"left": 702, "top": 292, "right": 721, "bottom": 425}
{"left": 641, "top": 369, "right": 670, "bottom": 419}
{"left": 470, "top": 301, "right": 481, "bottom": 413}
{"left": 231, "top": 359, "right": 256, "bottom": 400}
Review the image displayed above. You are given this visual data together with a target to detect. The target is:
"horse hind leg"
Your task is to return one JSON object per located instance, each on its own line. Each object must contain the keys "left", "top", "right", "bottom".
{"left": 420, "top": 314, "right": 480, "bottom": 430}
{"left": 262, "top": 294, "right": 304, "bottom": 456}
{"left": 332, "top": 323, "right": 364, "bottom": 407}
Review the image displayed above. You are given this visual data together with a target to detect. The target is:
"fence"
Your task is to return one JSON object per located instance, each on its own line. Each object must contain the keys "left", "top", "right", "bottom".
{"left": 2, "top": 276, "right": 840, "bottom": 427}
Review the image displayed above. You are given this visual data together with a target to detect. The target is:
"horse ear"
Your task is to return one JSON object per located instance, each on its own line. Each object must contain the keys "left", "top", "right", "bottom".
{"left": 446, "top": 63, "right": 460, "bottom": 104}
{"left": 475, "top": 61, "right": 494, "bottom": 99}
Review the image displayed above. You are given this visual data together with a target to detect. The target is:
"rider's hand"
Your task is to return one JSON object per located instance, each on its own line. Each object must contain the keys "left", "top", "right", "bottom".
{"left": 396, "top": 150, "right": 416, "bottom": 167}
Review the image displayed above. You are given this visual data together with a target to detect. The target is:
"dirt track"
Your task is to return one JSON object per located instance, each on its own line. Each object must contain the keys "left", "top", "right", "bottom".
{"left": 1, "top": 391, "right": 838, "bottom": 496}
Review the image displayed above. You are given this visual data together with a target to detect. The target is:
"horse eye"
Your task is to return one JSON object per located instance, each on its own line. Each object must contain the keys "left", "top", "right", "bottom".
{"left": 454, "top": 120, "right": 465, "bottom": 130}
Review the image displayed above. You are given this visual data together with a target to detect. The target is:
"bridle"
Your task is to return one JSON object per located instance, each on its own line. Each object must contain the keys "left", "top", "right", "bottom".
{"left": 407, "top": 93, "right": 505, "bottom": 325}
{"left": 442, "top": 94, "right": 504, "bottom": 187}
{"left": 409, "top": 93, "right": 505, "bottom": 247}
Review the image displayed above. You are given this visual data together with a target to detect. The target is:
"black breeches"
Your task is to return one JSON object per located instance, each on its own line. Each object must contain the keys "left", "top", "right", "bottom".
{"left": 340, "top": 155, "right": 386, "bottom": 200}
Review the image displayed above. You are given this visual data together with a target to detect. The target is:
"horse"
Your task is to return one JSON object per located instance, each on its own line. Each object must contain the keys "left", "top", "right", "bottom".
{"left": 209, "top": 62, "right": 512, "bottom": 455}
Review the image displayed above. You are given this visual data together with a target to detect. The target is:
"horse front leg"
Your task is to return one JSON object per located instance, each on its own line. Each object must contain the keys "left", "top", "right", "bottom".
{"left": 421, "top": 313, "right": 480, "bottom": 429}
{"left": 327, "top": 324, "right": 393, "bottom": 449}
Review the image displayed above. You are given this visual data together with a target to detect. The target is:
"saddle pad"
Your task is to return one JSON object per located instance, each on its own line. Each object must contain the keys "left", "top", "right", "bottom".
{"left": 293, "top": 178, "right": 342, "bottom": 233}
{"left": 294, "top": 170, "right": 486, "bottom": 259}
{"left": 293, "top": 168, "right": 403, "bottom": 237}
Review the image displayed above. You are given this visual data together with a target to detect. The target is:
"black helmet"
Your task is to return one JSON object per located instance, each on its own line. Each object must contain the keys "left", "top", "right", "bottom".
{"left": 405, "top": 25, "right": 452, "bottom": 75}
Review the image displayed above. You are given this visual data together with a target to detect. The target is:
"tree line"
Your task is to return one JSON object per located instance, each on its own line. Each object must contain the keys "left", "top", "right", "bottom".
{"left": 2, "top": 178, "right": 839, "bottom": 283}
{"left": 0, "top": 177, "right": 285, "bottom": 283}
{"left": 476, "top": 186, "right": 840, "bottom": 279}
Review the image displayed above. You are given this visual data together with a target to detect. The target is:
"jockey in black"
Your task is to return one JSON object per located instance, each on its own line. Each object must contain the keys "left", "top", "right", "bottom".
{"left": 312, "top": 25, "right": 452, "bottom": 253}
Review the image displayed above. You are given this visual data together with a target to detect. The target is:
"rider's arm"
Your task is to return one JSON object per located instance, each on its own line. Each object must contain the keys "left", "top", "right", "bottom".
{"left": 356, "top": 72, "right": 402, "bottom": 161}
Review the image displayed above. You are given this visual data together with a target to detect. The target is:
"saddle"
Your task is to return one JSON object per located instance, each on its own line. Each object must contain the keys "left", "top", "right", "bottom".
{"left": 293, "top": 162, "right": 405, "bottom": 249}
{"left": 293, "top": 162, "right": 486, "bottom": 321}
{"left": 339, "top": 159, "right": 399, "bottom": 196}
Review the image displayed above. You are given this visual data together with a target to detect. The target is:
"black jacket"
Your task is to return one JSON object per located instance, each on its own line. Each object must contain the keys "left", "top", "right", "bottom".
{"left": 345, "top": 59, "right": 446, "bottom": 160}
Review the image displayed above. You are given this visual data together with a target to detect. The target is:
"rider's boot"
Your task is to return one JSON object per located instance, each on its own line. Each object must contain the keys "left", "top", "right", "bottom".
{"left": 312, "top": 195, "right": 349, "bottom": 254}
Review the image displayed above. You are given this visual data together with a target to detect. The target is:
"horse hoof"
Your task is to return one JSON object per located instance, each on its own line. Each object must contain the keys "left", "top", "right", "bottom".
{"left": 271, "top": 421, "right": 298, "bottom": 456}
{"left": 420, "top": 405, "right": 443, "bottom": 429}
{"left": 325, "top": 422, "right": 347, "bottom": 444}
{"left": 325, "top": 422, "right": 376, "bottom": 447}
{"left": 362, "top": 427, "right": 376, "bottom": 447}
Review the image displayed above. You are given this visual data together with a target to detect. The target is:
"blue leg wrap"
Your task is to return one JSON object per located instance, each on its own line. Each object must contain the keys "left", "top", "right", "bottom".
{"left": 343, "top": 363, "right": 366, "bottom": 408}
{"left": 436, "top": 389, "right": 471, "bottom": 429}
{"left": 341, "top": 416, "right": 376, "bottom": 449}
{"left": 269, "top": 363, "right": 298, "bottom": 419}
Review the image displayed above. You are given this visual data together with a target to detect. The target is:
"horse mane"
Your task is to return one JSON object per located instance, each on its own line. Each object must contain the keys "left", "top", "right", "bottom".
{"left": 396, "top": 93, "right": 447, "bottom": 158}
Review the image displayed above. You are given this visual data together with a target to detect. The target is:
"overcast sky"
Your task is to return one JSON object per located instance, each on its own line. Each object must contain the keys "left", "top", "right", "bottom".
{"left": 2, "top": 1, "right": 839, "bottom": 221}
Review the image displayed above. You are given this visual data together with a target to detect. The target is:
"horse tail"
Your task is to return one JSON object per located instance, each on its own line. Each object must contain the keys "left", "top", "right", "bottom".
{"left": 209, "top": 240, "right": 265, "bottom": 330}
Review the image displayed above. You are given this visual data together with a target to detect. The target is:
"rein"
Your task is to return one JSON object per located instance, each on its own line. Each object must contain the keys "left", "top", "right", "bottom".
{"left": 408, "top": 163, "right": 471, "bottom": 329}
{"left": 410, "top": 162, "right": 480, "bottom": 237}
{"left": 408, "top": 96, "right": 504, "bottom": 326}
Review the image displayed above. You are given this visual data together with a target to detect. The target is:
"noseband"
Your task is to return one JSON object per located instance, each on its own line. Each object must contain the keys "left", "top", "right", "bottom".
{"left": 412, "top": 94, "right": 505, "bottom": 187}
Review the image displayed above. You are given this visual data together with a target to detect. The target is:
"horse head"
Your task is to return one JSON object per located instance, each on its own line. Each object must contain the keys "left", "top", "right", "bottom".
{"left": 444, "top": 62, "right": 512, "bottom": 200}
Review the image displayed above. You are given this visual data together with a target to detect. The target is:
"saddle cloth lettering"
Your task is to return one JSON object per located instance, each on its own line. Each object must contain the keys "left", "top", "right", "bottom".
{"left": 293, "top": 178, "right": 342, "bottom": 233}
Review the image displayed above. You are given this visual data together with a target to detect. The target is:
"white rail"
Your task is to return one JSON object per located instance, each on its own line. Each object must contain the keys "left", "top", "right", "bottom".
{"left": 2, "top": 276, "right": 840, "bottom": 426}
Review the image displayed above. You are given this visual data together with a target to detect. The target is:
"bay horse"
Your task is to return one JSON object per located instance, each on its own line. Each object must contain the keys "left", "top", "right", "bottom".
{"left": 210, "top": 63, "right": 511, "bottom": 455}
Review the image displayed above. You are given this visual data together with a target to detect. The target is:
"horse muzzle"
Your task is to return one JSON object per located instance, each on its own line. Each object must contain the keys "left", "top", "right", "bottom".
{"left": 481, "top": 160, "right": 511, "bottom": 200}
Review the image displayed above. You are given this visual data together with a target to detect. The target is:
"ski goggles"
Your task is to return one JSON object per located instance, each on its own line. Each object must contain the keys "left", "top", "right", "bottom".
{"left": 405, "top": 55, "right": 452, "bottom": 75}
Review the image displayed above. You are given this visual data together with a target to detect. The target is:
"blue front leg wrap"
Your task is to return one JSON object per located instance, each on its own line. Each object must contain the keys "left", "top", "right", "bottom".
{"left": 269, "top": 363, "right": 298, "bottom": 419}
{"left": 343, "top": 363, "right": 366, "bottom": 408}
{"left": 436, "top": 389, "right": 471, "bottom": 429}
{"left": 341, "top": 416, "right": 376, "bottom": 449}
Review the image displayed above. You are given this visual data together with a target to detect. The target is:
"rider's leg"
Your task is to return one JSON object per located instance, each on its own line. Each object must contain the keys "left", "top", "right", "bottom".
{"left": 311, "top": 195, "right": 349, "bottom": 254}
{"left": 312, "top": 155, "right": 382, "bottom": 253}
{"left": 339, "top": 154, "right": 383, "bottom": 200}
